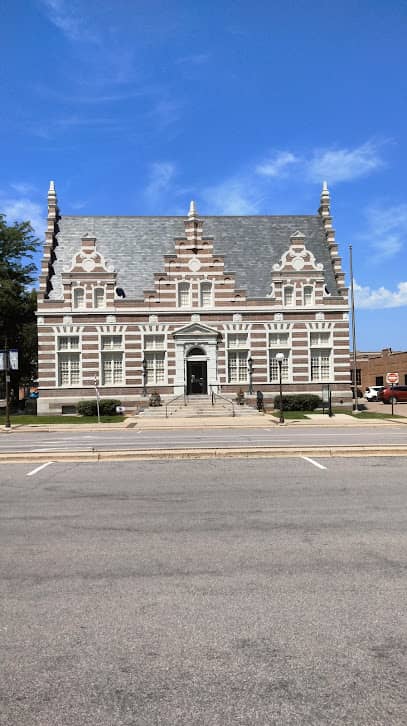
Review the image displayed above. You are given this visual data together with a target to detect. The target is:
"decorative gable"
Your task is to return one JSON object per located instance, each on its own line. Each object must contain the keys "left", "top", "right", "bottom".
{"left": 63, "top": 234, "right": 115, "bottom": 274}
{"left": 141, "top": 202, "right": 247, "bottom": 307}
{"left": 269, "top": 231, "right": 327, "bottom": 307}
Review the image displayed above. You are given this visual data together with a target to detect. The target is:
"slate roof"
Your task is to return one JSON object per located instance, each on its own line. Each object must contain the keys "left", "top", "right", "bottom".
{"left": 48, "top": 215, "right": 339, "bottom": 300}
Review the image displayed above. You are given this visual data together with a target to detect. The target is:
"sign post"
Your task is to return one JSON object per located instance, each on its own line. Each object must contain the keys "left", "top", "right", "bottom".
{"left": 386, "top": 372, "right": 399, "bottom": 417}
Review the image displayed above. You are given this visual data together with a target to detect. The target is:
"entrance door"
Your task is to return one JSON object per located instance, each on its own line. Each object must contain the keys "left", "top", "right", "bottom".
{"left": 187, "top": 360, "right": 207, "bottom": 394}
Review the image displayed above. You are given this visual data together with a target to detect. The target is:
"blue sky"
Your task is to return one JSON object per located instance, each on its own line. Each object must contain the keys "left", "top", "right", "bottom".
{"left": 1, "top": 0, "right": 407, "bottom": 350}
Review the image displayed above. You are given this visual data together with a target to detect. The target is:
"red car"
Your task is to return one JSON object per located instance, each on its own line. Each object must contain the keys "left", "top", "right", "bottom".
{"left": 379, "top": 386, "right": 407, "bottom": 404}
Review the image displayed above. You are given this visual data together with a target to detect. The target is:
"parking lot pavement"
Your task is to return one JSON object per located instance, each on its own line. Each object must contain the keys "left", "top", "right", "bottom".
{"left": 1, "top": 458, "right": 407, "bottom": 725}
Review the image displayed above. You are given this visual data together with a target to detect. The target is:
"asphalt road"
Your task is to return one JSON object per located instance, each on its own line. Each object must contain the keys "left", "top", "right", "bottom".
{"left": 1, "top": 424, "right": 407, "bottom": 453}
{"left": 1, "top": 457, "right": 407, "bottom": 725}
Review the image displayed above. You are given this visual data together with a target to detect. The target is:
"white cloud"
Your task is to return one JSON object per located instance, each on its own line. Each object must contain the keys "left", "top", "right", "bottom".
{"left": 203, "top": 178, "right": 260, "bottom": 215}
{"left": 145, "top": 162, "right": 176, "bottom": 202}
{"left": 256, "top": 151, "right": 299, "bottom": 178}
{"left": 307, "top": 141, "right": 384, "bottom": 183}
{"left": 355, "top": 281, "right": 407, "bottom": 309}
{"left": 363, "top": 203, "right": 407, "bottom": 259}
{"left": 1, "top": 197, "right": 45, "bottom": 238}
{"left": 39, "top": 0, "right": 100, "bottom": 43}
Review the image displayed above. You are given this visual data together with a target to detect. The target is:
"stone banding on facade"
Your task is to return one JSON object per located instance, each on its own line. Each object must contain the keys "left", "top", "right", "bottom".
{"left": 37, "top": 181, "right": 351, "bottom": 413}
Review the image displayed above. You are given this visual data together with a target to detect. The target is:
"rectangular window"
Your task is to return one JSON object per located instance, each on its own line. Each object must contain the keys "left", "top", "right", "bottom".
{"left": 58, "top": 353, "right": 80, "bottom": 386}
{"left": 228, "top": 351, "right": 247, "bottom": 382}
{"left": 311, "top": 350, "right": 331, "bottom": 381}
{"left": 102, "top": 353, "right": 123, "bottom": 385}
{"left": 269, "top": 351, "right": 290, "bottom": 383}
{"left": 228, "top": 333, "right": 248, "bottom": 349}
{"left": 58, "top": 336, "right": 79, "bottom": 351}
{"left": 101, "top": 335, "right": 122, "bottom": 350}
{"left": 284, "top": 286, "right": 294, "bottom": 306}
{"left": 178, "top": 282, "right": 190, "bottom": 308}
{"left": 376, "top": 376, "right": 384, "bottom": 386}
{"left": 269, "top": 332, "right": 290, "bottom": 347}
{"left": 200, "top": 281, "right": 212, "bottom": 307}
{"left": 145, "top": 351, "right": 165, "bottom": 384}
{"left": 303, "top": 286, "right": 314, "bottom": 306}
{"left": 94, "top": 287, "right": 105, "bottom": 309}
{"left": 310, "top": 332, "right": 331, "bottom": 346}
{"left": 73, "top": 288, "right": 85, "bottom": 309}
{"left": 144, "top": 335, "right": 165, "bottom": 350}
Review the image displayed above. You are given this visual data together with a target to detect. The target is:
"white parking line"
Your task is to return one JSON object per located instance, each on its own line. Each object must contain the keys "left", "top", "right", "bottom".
{"left": 301, "top": 456, "right": 327, "bottom": 470}
{"left": 26, "top": 461, "right": 54, "bottom": 477}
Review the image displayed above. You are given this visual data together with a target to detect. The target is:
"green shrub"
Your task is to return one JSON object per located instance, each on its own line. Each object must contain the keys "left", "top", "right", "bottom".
{"left": 273, "top": 394, "right": 321, "bottom": 411}
{"left": 99, "top": 399, "right": 122, "bottom": 416}
{"left": 77, "top": 399, "right": 122, "bottom": 416}
{"left": 77, "top": 400, "right": 98, "bottom": 416}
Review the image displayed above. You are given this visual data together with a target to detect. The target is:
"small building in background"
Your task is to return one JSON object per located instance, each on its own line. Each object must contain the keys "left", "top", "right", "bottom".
{"left": 354, "top": 349, "right": 407, "bottom": 391}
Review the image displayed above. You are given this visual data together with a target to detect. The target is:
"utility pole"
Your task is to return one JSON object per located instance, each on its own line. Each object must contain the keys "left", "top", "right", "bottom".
{"left": 349, "top": 245, "right": 358, "bottom": 413}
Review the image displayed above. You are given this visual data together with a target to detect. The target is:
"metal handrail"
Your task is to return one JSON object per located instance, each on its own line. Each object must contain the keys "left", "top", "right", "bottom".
{"left": 211, "top": 390, "right": 235, "bottom": 417}
{"left": 165, "top": 389, "right": 188, "bottom": 418}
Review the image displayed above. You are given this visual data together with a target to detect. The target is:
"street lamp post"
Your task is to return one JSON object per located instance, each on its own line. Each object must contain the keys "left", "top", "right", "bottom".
{"left": 142, "top": 358, "right": 148, "bottom": 397}
{"left": 276, "top": 352, "right": 285, "bottom": 424}
{"left": 248, "top": 356, "right": 253, "bottom": 395}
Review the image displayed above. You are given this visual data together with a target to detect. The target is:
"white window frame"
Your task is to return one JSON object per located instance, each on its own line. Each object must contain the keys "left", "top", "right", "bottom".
{"left": 309, "top": 330, "right": 332, "bottom": 381}
{"left": 283, "top": 285, "right": 295, "bottom": 307}
{"left": 269, "top": 350, "right": 291, "bottom": 383}
{"left": 100, "top": 334, "right": 124, "bottom": 386}
{"left": 303, "top": 284, "right": 314, "bottom": 306}
{"left": 57, "top": 335, "right": 81, "bottom": 387}
{"left": 227, "top": 332, "right": 249, "bottom": 383}
{"left": 200, "top": 280, "right": 213, "bottom": 308}
{"left": 72, "top": 286, "right": 86, "bottom": 309}
{"left": 93, "top": 286, "right": 106, "bottom": 309}
{"left": 178, "top": 281, "right": 191, "bottom": 308}
{"left": 310, "top": 349, "right": 332, "bottom": 382}
{"left": 143, "top": 333, "right": 167, "bottom": 385}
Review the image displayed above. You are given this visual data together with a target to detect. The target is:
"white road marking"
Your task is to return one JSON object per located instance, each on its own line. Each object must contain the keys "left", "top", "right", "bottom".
{"left": 26, "top": 461, "right": 54, "bottom": 477}
{"left": 301, "top": 456, "right": 327, "bottom": 470}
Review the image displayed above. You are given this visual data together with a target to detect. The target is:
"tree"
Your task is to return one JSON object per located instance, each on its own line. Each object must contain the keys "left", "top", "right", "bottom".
{"left": 0, "top": 214, "right": 39, "bottom": 402}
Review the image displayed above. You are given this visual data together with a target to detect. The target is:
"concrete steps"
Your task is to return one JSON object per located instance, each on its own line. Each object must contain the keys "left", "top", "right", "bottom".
{"left": 139, "top": 395, "right": 259, "bottom": 418}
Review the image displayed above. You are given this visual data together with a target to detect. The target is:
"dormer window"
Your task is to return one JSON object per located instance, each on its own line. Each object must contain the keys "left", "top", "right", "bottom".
{"left": 200, "top": 281, "right": 213, "bottom": 307}
{"left": 283, "top": 285, "right": 294, "bottom": 306}
{"left": 178, "top": 281, "right": 191, "bottom": 308}
{"left": 93, "top": 287, "right": 105, "bottom": 309}
{"left": 73, "top": 287, "right": 85, "bottom": 309}
{"left": 303, "top": 285, "right": 314, "bottom": 306}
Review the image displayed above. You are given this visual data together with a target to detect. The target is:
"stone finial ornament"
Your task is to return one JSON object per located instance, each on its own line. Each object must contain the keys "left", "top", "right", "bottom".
{"left": 188, "top": 200, "right": 198, "bottom": 218}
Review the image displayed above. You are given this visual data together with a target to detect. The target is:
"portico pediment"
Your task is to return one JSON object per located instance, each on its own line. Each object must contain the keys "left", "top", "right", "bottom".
{"left": 172, "top": 322, "right": 220, "bottom": 339}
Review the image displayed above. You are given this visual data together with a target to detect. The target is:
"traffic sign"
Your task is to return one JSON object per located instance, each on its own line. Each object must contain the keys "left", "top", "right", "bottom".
{"left": 386, "top": 372, "right": 399, "bottom": 384}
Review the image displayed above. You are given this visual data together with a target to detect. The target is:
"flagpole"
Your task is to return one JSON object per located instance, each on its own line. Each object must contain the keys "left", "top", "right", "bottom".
{"left": 349, "top": 244, "right": 359, "bottom": 413}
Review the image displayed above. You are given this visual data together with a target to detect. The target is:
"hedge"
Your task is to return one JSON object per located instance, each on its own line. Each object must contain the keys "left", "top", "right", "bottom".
{"left": 273, "top": 394, "right": 321, "bottom": 411}
{"left": 77, "top": 399, "right": 122, "bottom": 416}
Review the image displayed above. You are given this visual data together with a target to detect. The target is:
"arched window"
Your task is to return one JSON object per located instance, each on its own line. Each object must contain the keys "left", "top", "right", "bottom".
{"left": 93, "top": 287, "right": 105, "bottom": 309}
{"left": 283, "top": 285, "right": 294, "bottom": 307}
{"left": 303, "top": 285, "right": 314, "bottom": 306}
{"left": 178, "top": 281, "right": 191, "bottom": 307}
{"left": 200, "top": 281, "right": 212, "bottom": 307}
{"left": 73, "top": 287, "right": 85, "bottom": 309}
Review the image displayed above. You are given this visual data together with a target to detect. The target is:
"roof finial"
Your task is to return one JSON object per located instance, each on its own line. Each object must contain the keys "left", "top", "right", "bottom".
{"left": 319, "top": 180, "right": 330, "bottom": 216}
{"left": 48, "top": 180, "right": 56, "bottom": 196}
{"left": 188, "top": 200, "right": 198, "bottom": 218}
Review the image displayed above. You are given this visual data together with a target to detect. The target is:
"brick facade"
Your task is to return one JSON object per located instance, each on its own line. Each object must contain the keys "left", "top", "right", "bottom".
{"left": 37, "top": 184, "right": 351, "bottom": 414}
{"left": 355, "top": 349, "right": 407, "bottom": 390}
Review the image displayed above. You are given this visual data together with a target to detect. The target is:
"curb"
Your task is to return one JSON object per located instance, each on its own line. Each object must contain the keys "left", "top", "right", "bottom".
{"left": 1, "top": 445, "right": 407, "bottom": 464}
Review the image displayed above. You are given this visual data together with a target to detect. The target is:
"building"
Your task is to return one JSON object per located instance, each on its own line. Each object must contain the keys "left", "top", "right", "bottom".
{"left": 354, "top": 348, "right": 407, "bottom": 391}
{"left": 37, "top": 182, "right": 351, "bottom": 414}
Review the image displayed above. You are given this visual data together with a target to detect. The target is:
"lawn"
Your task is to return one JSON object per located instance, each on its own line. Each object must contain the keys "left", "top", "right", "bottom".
{"left": 0, "top": 415, "right": 125, "bottom": 425}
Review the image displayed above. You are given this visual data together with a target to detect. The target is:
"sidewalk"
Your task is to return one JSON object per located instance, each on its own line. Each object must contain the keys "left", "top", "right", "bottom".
{"left": 2, "top": 410, "right": 406, "bottom": 433}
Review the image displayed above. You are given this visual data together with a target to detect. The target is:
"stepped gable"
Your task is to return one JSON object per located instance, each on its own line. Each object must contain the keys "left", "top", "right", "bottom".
{"left": 48, "top": 214, "right": 339, "bottom": 301}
